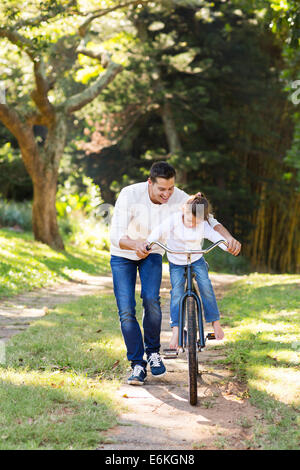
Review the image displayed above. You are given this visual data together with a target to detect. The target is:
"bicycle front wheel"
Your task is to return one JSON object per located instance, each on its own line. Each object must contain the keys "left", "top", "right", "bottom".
{"left": 186, "top": 296, "right": 198, "bottom": 406}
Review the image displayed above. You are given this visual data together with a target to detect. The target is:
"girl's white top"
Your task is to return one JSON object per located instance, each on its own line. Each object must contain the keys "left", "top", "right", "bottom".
{"left": 147, "top": 211, "right": 227, "bottom": 265}
{"left": 109, "top": 182, "right": 220, "bottom": 261}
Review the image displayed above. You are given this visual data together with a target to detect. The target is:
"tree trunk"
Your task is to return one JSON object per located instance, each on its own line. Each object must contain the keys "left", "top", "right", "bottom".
{"left": 25, "top": 116, "right": 67, "bottom": 250}
{"left": 161, "top": 100, "right": 187, "bottom": 184}
{"left": 32, "top": 173, "right": 64, "bottom": 250}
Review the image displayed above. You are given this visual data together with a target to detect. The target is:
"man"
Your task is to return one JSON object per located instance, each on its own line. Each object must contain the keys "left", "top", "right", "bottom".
{"left": 110, "top": 162, "right": 241, "bottom": 385}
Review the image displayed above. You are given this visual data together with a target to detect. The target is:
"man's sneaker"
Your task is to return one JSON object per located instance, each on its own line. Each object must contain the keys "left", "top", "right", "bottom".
{"left": 127, "top": 364, "right": 147, "bottom": 385}
{"left": 147, "top": 352, "right": 166, "bottom": 377}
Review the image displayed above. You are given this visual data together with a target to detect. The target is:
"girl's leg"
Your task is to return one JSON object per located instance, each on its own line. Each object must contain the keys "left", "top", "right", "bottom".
{"left": 192, "top": 257, "right": 224, "bottom": 339}
{"left": 169, "top": 262, "right": 186, "bottom": 348}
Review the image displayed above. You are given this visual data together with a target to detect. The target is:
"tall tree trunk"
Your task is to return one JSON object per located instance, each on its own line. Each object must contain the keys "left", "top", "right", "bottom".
{"left": 161, "top": 100, "right": 187, "bottom": 184}
{"left": 25, "top": 116, "right": 67, "bottom": 250}
{"left": 32, "top": 173, "right": 63, "bottom": 249}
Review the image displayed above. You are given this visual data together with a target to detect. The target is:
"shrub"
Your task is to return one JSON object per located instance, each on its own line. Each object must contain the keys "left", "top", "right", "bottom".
{"left": 0, "top": 199, "right": 32, "bottom": 231}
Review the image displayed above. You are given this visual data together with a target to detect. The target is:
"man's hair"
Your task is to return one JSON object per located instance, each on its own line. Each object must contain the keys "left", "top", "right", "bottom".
{"left": 187, "top": 194, "right": 212, "bottom": 221}
{"left": 149, "top": 161, "right": 176, "bottom": 182}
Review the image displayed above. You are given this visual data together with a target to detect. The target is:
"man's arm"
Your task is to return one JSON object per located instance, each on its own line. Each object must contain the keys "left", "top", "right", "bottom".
{"left": 213, "top": 224, "right": 241, "bottom": 256}
{"left": 119, "top": 214, "right": 174, "bottom": 259}
{"left": 119, "top": 236, "right": 149, "bottom": 259}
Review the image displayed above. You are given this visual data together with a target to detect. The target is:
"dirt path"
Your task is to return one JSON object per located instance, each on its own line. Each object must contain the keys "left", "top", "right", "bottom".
{"left": 0, "top": 271, "right": 262, "bottom": 450}
{"left": 99, "top": 273, "right": 262, "bottom": 451}
{"left": 0, "top": 273, "right": 114, "bottom": 343}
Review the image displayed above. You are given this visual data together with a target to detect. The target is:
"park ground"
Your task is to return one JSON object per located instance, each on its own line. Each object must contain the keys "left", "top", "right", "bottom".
{"left": 0, "top": 229, "right": 299, "bottom": 450}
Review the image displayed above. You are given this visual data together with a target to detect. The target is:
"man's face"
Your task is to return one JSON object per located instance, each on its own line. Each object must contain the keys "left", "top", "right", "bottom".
{"left": 148, "top": 177, "right": 175, "bottom": 204}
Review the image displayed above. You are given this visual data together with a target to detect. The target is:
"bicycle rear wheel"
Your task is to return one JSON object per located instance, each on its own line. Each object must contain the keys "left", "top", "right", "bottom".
{"left": 186, "top": 296, "right": 198, "bottom": 406}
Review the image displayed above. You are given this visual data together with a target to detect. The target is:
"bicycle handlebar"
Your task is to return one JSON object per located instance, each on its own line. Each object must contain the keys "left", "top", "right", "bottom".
{"left": 146, "top": 239, "right": 229, "bottom": 255}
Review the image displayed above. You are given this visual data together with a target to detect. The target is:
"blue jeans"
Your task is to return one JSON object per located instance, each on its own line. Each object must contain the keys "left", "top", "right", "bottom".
{"left": 169, "top": 257, "right": 220, "bottom": 328}
{"left": 110, "top": 254, "right": 162, "bottom": 368}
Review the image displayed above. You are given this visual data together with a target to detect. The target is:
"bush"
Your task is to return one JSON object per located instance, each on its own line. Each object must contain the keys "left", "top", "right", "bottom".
{"left": 59, "top": 212, "right": 110, "bottom": 251}
{"left": 202, "top": 239, "right": 250, "bottom": 274}
{"left": 56, "top": 175, "right": 111, "bottom": 250}
{"left": 0, "top": 199, "right": 32, "bottom": 231}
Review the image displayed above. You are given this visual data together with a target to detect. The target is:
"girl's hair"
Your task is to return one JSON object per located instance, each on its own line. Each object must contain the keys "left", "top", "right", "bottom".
{"left": 186, "top": 194, "right": 213, "bottom": 222}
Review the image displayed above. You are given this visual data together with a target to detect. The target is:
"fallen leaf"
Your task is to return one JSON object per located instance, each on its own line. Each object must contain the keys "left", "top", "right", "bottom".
{"left": 112, "top": 360, "right": 119, "bottom": 369}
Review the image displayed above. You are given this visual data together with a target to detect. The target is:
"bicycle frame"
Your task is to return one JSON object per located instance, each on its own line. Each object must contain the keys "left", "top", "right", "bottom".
{"left": 178, "top": 255, "right": 205, "bottom": 351}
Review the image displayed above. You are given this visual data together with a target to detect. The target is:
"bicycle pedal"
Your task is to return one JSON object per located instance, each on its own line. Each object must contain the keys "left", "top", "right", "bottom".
{"left": 163, "top": 349, "right": 178, "bottom": 359}
{"left": 206, "top": 332, "right": 216, "bottom": 340}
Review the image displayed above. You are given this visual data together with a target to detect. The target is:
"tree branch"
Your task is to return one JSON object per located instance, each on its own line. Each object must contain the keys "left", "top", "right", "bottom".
{"left": 0, "top": 103, "right": 38, "bottom": 177}
{"left": 0, "top": 103, "right": 30, "bottom": 142}
{"left": 0, "top": 28, "right": 54, "bottom": 121}
{"left": 0, "top": 28, "right": 35, "bottom": 60}
{"left": 78, "top": 0, "right": 150, "bottom": 37}
{"left": 63, "top": 60, "right": 123, "bottom": 114}
{"left": 31, "top": 59, "right": 55, "bottom": 121}
{"left": 9, "top": 0, "right": 77, "bottom": 29}
{"left": 76, "top": 48, "right": 112, "bottom": 67}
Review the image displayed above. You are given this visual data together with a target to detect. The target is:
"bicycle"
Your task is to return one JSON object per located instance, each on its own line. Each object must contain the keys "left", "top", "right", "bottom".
{"left": 146, "top": 239, "right": 229, "bottom": 406}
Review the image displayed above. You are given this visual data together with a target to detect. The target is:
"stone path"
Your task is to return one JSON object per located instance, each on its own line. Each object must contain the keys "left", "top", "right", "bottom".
{"left": 0, "top": 273, "right": 113, "bottom": 343}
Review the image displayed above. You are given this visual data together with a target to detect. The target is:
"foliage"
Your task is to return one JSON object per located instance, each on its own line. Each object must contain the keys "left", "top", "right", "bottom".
{"left": 56, "top": 175, "right": 102, "bottom": 219}
{"left": 0, "top": 0, "right": 299, "bottom": 271}
{"left": 0, "top": 199, "right": 32, "bottom": 231}
{"left": 0, "top": 0, "right": 143, "bottom": 248}
{"left": 79, "top": 0, "right": 299, "bottom": 272}
{"left": 202, "top": 240, "right": 250, "bottom": 274}
{"left": 0, "top": 141, "right": 32, "bottom": 201}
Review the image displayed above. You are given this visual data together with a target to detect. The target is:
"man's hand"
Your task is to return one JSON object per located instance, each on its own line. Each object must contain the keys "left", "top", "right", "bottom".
{"left": 135, "top": 240, "right": 150, "bottom": 259}
{"left": 226, "top": 237, "right": 241, "bottom": 256}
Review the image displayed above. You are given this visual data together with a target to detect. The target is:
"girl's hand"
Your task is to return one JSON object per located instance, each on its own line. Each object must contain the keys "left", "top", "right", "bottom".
{"left": 227, "top": 237, "right": 241, "bottom": 256}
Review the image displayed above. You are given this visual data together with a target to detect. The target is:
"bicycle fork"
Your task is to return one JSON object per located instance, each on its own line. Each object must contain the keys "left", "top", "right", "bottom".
{"left": 178, "top": 261, "right": 205, "bottom": 351}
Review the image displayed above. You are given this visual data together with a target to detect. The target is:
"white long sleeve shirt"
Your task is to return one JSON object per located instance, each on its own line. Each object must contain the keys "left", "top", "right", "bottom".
{"left": 109, "top": 181, "right": 220, "bottom": 261}
{"left": 147, "top": 211, "right": 227, "bottom": 265}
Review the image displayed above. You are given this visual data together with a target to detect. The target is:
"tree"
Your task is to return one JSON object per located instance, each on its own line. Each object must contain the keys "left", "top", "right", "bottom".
{"left": 80, "top": 0, "right": 299, "bottom": 272}
{"left": 0, "top": 0, "right": 147, "bottom": 249}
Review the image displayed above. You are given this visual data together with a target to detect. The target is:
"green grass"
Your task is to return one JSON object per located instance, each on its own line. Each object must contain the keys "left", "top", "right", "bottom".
{"left": 0, "top": 228, "right": 111, "bottom": 299}
{"left": 0, "top": 228, "right": 137, "bottom": 449}
{"left": 1, "top": 228, "right": 299, "bottom": 449}
{"left": 0, "top": 294, "right": 143, "bottom": 449}
{"left": 218, "top": 273, "right": 300, "bottom": 450}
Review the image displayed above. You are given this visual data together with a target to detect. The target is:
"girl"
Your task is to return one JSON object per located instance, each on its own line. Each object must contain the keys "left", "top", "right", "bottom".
{"left": 147, "top": 195, "right": 230, "bottom": 350}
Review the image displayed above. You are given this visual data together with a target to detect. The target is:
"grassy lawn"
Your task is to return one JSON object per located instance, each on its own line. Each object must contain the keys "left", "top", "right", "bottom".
{"left": 0, "top": 294, "right": 137, "bottom": 449}
{"left": 218, "top": 273, "right": 300, "bottom": 450}
{"left": 0, "top": 229, "right": 299, "bottom": 449}
{"left": 0, "top": 229, "right": 111, "bottom": 299}
{"left": 0, "top": 228, "right": 136, "bottom": 449}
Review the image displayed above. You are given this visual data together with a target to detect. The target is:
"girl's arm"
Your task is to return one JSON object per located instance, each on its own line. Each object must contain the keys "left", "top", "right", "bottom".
{"left": 204, "top": 221, "right": 228, "bottom": 251}
{"left": 147, "top": 214, "right": 176, "bottom": 245}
